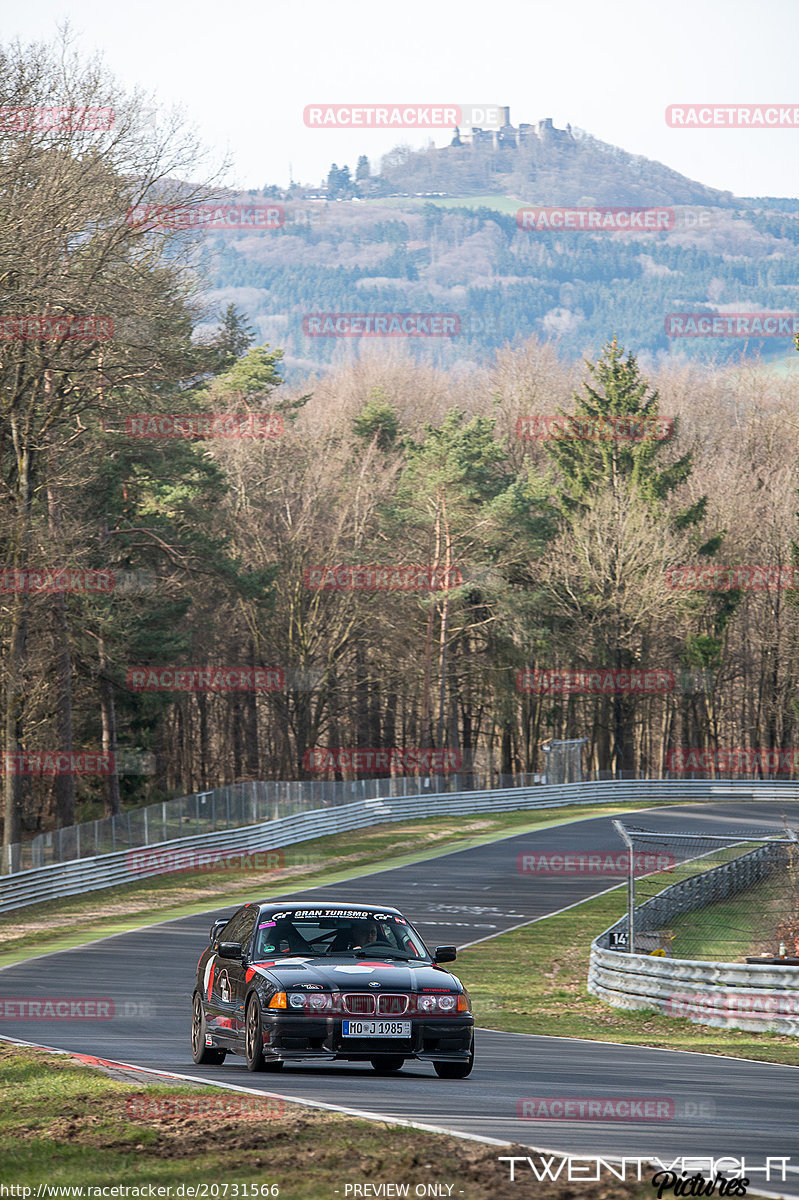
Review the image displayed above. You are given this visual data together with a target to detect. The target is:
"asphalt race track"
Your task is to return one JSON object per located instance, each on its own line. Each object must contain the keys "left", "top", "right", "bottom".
{"left": 2, "top": 802, "right": 799, "bottom": 1190}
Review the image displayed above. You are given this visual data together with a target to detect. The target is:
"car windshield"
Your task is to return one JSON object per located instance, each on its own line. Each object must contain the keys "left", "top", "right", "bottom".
{"left": 254, "top": 912, "right": 429, "bottom": 960}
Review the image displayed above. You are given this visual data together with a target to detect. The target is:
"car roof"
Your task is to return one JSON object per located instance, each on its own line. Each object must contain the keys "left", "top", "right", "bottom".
{"left": 255, "top": 900, "right": 402, "bottom": 916}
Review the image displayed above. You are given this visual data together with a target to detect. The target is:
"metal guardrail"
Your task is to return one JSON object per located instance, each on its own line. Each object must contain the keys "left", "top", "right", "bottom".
{"left": 588, "top": 841, "right": 799, "bottom": 1034}
{"left": 9, "top": 772, "right": 541, "bottom": 874}
{"left": 4, "top": 777, "right": 799, "bottom": 914}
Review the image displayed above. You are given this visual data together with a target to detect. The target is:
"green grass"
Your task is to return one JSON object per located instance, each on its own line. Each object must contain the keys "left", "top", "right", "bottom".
{"left": 0, "top": 801, "right": 663, "bottom": 967}
{"left": 667, "top": 879, "right": 772, "bottom": 961}
{"left": 454, "top": 888, "right": 799, "bottom": 1065}
{"left": 0, "top": 1044, "right": 657, "bottom": 1197}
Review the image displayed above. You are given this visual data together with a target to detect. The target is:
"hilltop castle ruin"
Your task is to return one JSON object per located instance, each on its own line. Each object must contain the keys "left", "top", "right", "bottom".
{"left": 450, "top": 107, "right": 573, "bottom": 150}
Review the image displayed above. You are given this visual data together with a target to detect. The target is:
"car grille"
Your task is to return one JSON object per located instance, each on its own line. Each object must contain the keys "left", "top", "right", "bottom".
{"left": 377, "top": 994, "right": 409, "bottom": 1014}
{"left": 343, "top": 993, "right": 376, "bottom": 1015}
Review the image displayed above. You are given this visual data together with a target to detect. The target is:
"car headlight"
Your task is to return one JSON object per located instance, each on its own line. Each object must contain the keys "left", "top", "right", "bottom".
{"left": 416, "top": 993, "right": 462, "bottom": 1013}
{"left": 289, "top": 994, "right": 305, "bottom": 1008}
{"left": 309, "top": 992, "right": 337, "bottom": 1011}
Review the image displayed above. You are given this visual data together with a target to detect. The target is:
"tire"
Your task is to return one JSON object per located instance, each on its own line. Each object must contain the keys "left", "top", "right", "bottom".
{"left": 433, "top": 1038, "right": 474, "bottom": 1079}
{"left": 370, "top": 1056, "right": 405, "bottom": 1074}
{"left": 191, "top": 992, "right": 226, "bottom": 1066}
{"left": 245, "top": 995, "right": 284, "bottom": 1072}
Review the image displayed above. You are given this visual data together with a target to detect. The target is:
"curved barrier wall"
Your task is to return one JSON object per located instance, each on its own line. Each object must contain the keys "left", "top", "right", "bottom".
{"left": 588, "top": 841, "right": 799, "bottom": 1034}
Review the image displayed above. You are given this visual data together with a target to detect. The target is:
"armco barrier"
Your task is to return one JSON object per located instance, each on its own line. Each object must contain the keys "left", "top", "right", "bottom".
{"left": 588, "top": 840, "right": 799, "bottom": 1034}
{"left": 3, "top": 777, "right": 799, "bottom": 913}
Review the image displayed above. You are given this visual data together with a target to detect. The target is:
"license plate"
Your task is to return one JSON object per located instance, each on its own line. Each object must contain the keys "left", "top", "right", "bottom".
{"left": 342, "top": 1020, "right": 411, "bottom": 1038}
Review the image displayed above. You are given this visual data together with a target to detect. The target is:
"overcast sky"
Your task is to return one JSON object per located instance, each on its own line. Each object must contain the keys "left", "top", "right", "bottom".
{"left": 8, "top": 0, "right": 799, "bottom": 198}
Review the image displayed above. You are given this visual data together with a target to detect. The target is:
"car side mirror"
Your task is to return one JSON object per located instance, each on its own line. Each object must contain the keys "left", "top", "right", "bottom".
{"left": 217, "top": 942, "right": 243, "bottom": 959}
{"left": 210, "top": 919, "right": 227, "bottom": 943}
{"left": 434, "top": 946, "right": 457, "bottom": 964}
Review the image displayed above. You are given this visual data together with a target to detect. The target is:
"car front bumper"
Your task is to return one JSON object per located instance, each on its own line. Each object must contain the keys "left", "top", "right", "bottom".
{"left": 259, "top": 1015, "right": 474, "bottom": 1062}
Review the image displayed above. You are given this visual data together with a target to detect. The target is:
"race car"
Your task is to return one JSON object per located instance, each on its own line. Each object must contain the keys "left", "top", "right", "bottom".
{"left": 191, "top": 899, "right": 474, "bottom": 1077}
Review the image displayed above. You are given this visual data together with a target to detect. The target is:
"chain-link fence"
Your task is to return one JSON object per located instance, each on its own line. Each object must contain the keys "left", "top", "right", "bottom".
{"left": 542, "top": 738, "right": 587, "bottom": 784}
{"left": 8, "top": 769, "right": 541, "bottom": 874}
{"left": 610, "top": 821, "right": 799, "bottom": 959}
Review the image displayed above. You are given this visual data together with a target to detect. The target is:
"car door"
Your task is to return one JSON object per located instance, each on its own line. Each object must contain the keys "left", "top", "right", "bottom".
{"left": 225, "top": 904, "right": 258, "bottom": 1041}
{"left": 207, "top": 905, "right": 256, "bottom": 1045}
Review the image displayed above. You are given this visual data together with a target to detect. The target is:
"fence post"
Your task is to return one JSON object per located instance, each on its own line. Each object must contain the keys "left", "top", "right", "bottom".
{"left": 614, "top": 819, "right": 635, "bottom": 953}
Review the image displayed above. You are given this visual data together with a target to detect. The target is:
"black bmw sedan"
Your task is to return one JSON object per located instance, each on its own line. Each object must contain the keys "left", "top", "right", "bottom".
{"left": 191, "top": 900, "right": 474, "bottom": 1077}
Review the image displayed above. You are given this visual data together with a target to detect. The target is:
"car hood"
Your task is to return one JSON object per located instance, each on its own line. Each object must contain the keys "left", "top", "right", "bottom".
{"left": 246, "top": 956, "right": 461, "bottom": 992}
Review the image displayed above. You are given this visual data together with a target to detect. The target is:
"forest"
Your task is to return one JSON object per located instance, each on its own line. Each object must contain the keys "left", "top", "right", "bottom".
{"left": 3, "top": 36, "right": 799, "bottom": 863}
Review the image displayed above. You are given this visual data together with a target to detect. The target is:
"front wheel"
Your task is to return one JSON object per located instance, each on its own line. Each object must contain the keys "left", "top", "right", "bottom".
{"left": 433, "top": 1039, "right": 474, "bottom": 1079}
{"left": 370, "top": 1056, "right": 405, "bottom": 1074}
{"left": 191, "top": 993, "right": 226, "bottom": 1065}
{"left": 245, "top": 996, "right": 284, "bottom": 1072}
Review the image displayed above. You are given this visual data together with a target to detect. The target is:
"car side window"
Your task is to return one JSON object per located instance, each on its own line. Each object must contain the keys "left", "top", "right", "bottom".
{"left": 236, "top": 907, "right": 258, "bottom": 957}
{"left": 218, "top": 906, "right": 248, "bottom": 945}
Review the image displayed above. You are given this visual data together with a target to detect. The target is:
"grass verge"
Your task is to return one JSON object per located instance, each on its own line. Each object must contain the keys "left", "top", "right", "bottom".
{"left": 455, "top": 888, "right": 799, "bottom": 1065}
{"left": 0, "top": 802, "right": 666, "bottom": 968}
{"left": 0, "top": 1043, "right": 654, "bottom": 1199}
